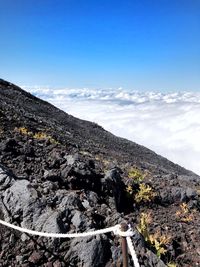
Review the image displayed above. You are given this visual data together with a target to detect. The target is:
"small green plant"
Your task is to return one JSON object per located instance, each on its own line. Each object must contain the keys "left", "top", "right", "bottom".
{"left": 126, "top": 167, "right": 155, "bottom": 203}
{"left": 15, "top": 127, "right": 32, "bottom": 135}
{"left": 15, "top": 127, "right": 59, "bottom": 144}
{"left": 149, "top": 231, "right": 171, "bottom": 257}
{"left": 137, "top": 212, "right": 151, "bottom": 241}
{"left": 33, "top": 132, "right": 59, "bottom": 144}
{"left": 135, "top": 183, "right": 156, "bottom": 203}
{"left": 167, "top": 262, "right": 177, "bottom": 267}
{"left": 176, "top": 203, "right": 194, "bottom": 223}
{"left": 128, "top": 167, "right": 145, "bottom": 183}
{"left": 137, "top": 213, "right": 171, "bottom": 258}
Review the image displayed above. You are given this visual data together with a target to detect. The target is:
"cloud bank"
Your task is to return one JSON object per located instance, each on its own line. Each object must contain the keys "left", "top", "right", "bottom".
{"left": 23, "top": 86, "right": 200, "bottom": 175}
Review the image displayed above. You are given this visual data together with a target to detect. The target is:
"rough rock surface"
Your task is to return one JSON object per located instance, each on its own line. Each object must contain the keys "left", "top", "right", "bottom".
{"left": 0, "top": 79, "right": 200, "bottom": 267}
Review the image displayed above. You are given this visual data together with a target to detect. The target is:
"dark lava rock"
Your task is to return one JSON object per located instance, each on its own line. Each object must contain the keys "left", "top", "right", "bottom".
{"left": 64, "top": 235, "right": 110, "bottom": 267}
{"left": 28, "top": 251, "right": 43, "bottom": 264}
{"left": 0, "top": 164, "right": 15, "bottom": 190}
{"left": 0, "top": 79, "right": 200, "bottom": 267}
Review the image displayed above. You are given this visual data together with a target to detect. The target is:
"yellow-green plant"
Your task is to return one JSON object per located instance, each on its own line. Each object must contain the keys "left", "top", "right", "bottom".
{"left": 149, "top": 231, "right": 171, "bottom": 257}
{"left": 33, "top": 132, "right": 59, "bottom": 144}
{"left": 15, "top": 127, "right": 59, "bottom": 145}
{"left": 137, "top": 212, "right": 152, "bottom": 241}
{"left": 135, "top": 183, "right": 156, "bottom": 203}
{"left": 128, "top": 167, "right": 145, "bottom": 183}
{"left": 196, "top": 187, "right": 200, "bottom": 196}
{"left": 15, "top": 127, "right": 32, "bottom": 135}
{"left": 137, "top": 213, "right": 171, "bottom": 258}
{"left": 126, "top": 166, "right": 155, "bottom": 203}
{"left": 167, "top": 262, "right": 177, "bottom": 267}
{"left": 33, "top": 132, "right": 49, "bottom": 139}
{"left": 176, "top": 203, "right": 194, "bottom": 223}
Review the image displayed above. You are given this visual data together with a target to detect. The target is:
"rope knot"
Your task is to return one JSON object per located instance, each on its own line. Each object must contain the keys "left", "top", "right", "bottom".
{"left": 113, "top": 224, "right": 134, "bottom": 237}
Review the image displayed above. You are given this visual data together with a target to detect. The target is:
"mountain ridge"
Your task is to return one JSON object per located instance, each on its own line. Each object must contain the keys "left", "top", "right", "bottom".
{"left": 0, "top": 78, "right": 197, "bottom": 177}
{"left": 0, "top": 79, "right": 200, "bottom": 267}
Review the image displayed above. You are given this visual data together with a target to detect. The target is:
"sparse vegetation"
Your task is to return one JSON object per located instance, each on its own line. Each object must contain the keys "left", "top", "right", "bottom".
{"left": 33, "top": 132, "right": 59, "bottom": 144}
{"left": 137, "top": 212, "right": 152, "bottom": 241}
{"left": 15, "top": 127, "right": 59, "bottom": 144}
{"left": 167, "top": 262, "right": 177, "bottom": 267}
{"left": 16, "top": 126, "right": 31, "bottom": 135}
{"left": 137, "top": 213, "right": 171, "bottom": 258}
{"left": 128, "top": 167, "right": 145, "bottom": 183}
{"left": 126, "top": 167, "right": 156, "bottom": 203}
{"left": 149, "top": 231, "right": 171, "bottom": 258}
{"left": 176, "top": 203, "right": 194, "bottom": 223}
{"left": 135, "top": 183, "right": 156, "bottom": 203}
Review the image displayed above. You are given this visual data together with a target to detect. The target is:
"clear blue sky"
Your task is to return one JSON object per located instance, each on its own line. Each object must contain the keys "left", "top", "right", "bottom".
{"left": 0, "top": 0, "right": 199, "bottom": 91}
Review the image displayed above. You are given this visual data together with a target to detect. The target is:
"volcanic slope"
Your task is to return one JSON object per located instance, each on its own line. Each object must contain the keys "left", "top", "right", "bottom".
{"left": 0, "top": 78, "right": 200, "bottom": 267}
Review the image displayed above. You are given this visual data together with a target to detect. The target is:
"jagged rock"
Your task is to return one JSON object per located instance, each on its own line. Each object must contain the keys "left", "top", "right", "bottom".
{"left": 16, "top": 255, "right": 24, "bottom": 264}
{"left": 160, "top": 186, "right": 197, "bottom": 204}
{"left": 44, "top": 169, "right": 62, "bottom": 183}
{"left": 82, "top": 191, "right": 99, "bottom": 208}
{"left": 186, "top": 187, "right": 197, "bottom": 199}
{"left": 1, "top": 178, "right": 67, "bottom": 235}
{"left": 34, "top": 210, "right": 65, "bottom": 233}
{"left": 65, "top": 153, "right": 79, "bottom": 165}
{"left": 0, "top": 164, "right": 15, "bottom": 190}
{"left": 28, "top": 251, "right": 43, "bottom": 264}
{"left": 21, "top": 142, "right": 35, "bottom": 157}
{"left": 0, "top": 138, "right": 18, "bottom": 153}
{"left": 2, "top": 180, "right": 38, "bottom": 222}
{"left": 44, "top": 262, "right": 53, "bottom": 267}
{"left": 110, "top": 245, "right": 122, "bottom": 265}
{"left": 102, "top": 167, "right": 126, "bottom": 212}
{"left": 57, "top": 191, "right": 84, "bottom": 210}
{"left": 71, "top": 210, "right": 87, "bottom": 230}
{"left": 171, "top": 187, "right": 187, "bottom": 202}
{"left": 144, "top": 250, "right": 167, "bottom": 267}
{"left": 53, "top": 260, "right": 62, "bottom": 267}
{"left": 64, "top": 235, "right": 110, "bottom": 267}
{"left": 66, "top": 161, "right": 102, "bottom": 191}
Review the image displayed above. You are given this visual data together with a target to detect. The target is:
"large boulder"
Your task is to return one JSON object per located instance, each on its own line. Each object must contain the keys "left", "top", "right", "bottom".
{"left": 64, "top": 235, "right": 110, "bottom": 267}
{"left": 2, "top": 179, "right": 38, "bottom": 222}
{"left": 101, "top": 167, "right": 126, "bottom": 212}
{"left": 1, "top": 179, "right": 65, "bottom": 234}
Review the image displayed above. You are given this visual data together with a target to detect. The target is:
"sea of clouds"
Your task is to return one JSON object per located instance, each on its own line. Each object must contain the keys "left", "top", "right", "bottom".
{"left": 23, "top": 86, "right": 200, "bottom": 175}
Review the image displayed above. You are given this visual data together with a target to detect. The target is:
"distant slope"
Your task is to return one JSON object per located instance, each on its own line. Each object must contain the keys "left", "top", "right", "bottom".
{"left": 0, "top": 78, "right": 197, "bottom": 177}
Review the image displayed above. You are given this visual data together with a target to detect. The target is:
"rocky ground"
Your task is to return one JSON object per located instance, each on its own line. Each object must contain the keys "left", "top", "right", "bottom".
{"left": 0, "top": 79, "right": 200, "bottom": 267}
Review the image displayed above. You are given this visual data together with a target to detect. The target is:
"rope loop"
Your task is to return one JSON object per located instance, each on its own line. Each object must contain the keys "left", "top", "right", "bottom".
{"left": 113, "top": 224, "right": 134, "bottom": 237}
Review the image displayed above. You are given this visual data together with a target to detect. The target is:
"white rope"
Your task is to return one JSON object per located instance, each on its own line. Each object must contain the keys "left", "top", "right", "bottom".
{"left": 113, "top": 225, "right": 134, "bottom": 237}
{"left": 127, "top": 236, "right": 140, "bottom": 267}
{"left": 0, "top": 218, "right": 140, "bottom": 266}
{"left": 0, "top": 219, "right": 118, "bottom": 238}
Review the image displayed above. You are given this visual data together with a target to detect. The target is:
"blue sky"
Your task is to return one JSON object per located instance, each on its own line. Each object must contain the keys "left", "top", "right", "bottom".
{"left": 0, "top": 0, "right": 200, "bottom": 91}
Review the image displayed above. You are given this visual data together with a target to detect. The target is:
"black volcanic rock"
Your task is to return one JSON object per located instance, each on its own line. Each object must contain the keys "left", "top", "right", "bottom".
{"left": 0, "top": 79, "right": 200, "bottom": 267}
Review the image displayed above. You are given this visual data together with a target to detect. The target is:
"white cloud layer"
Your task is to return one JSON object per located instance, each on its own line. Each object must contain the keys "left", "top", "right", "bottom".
{"left": 23, "top": 86, "right": 200, "bottom": 175}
